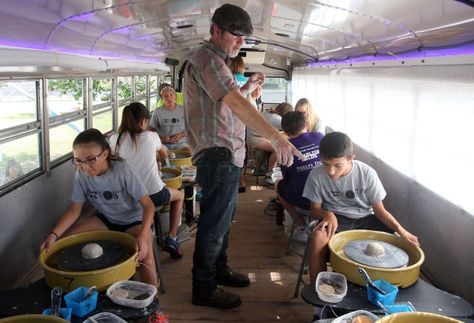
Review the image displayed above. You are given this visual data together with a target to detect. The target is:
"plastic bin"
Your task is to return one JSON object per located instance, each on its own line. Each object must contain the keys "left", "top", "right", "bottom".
{"left": 82, "top": 312, "right": 127, "bottom": 323}
{"left": 106, "top": 280, "right": 157, "bottom": 309}
{"left": 367, "top": 279, "right": 398, "bottom": 306}
{"left": 64, "top": 287, "right": 98, "bottom": 318}
{"left": 315, "top": 271, "right": 347, "bottom": 303}
{"left": 41, "top": 308, "right": 72, "bottom": 321}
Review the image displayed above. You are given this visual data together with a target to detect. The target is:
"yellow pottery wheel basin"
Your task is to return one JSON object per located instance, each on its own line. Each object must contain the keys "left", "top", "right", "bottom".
{"left": 376, "top": 312, "right": 462, "bottom": 322}
{"left": 0, "top": 314, "right": 69, "bottom": 322}
{"left": 39, "top": 231, "right": 138, "bottom": 292}
{"left": 329, "top": 230, "right": 424, "bottom": 288}
{"left": 161, "top": 167, "right": 182, "bottom": 189}
{"left": 168, "top": 149, "right": 192, "bottom": 168}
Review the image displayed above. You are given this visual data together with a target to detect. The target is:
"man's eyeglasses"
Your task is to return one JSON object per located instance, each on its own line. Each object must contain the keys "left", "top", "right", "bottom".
{"left": 72, "top": 150, "right": 104, "bottom": 166}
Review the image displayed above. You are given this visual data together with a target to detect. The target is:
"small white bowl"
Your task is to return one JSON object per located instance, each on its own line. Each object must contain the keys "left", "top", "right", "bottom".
{"left": 315, "top": 271, "right": 347, "bottom": 303}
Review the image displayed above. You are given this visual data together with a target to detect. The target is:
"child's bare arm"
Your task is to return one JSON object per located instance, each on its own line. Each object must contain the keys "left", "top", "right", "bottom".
{"left": 372, "top": 201, "right": 420, "bottom": 246}
{"left": 40, "top": 202, "right": 83, "bottom": 251}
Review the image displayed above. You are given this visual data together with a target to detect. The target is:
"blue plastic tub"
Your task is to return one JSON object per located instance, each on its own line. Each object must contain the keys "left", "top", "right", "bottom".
{"left": 64, "top": 287, "right": 98, "bottom": 318}
{"left": 42, "top": 307, "right": 72, "bottom": 321}
{"left": 367, "top": 279, "right": 398, "bottom": 306}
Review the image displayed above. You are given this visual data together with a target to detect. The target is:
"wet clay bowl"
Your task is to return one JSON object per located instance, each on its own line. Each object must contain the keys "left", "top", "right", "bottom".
{"left": 329, "top": 230, "right": 424, "bottom": 288}
{"left": 39, "top": 231, "right": 137, "bottom": 292}
{"left": 168, "top": 149, "right": 192, "bottom": 168}
{"left": 376, "top": 312, "right": 462, "bottom": 322}
{"left": 0, "top": 314, "right": 69, "bottom": 322}
{"left": 161, "top": 167, "right": 182, "bottom": 189}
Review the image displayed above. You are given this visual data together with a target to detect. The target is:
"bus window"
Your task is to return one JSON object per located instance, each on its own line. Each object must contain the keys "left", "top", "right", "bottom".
{"left": 261, "top": 77, "right": 287, "bottom": 104}
{"left": 0, "top": 80, "right": 41, "bottom": 187}
{"left": 135, "top": 75, "right": 146, "bottom": 100}
{"left": 92, "top": 79, "right": 112, "bottom": 105}
{"left": 92, "top": 109, "right": 114, "bottom": 135}
{"left": 49, "top": 120, "right": 85, "bottom": 161}
{"left": 48, "top": 79, "right": 83, "bottom": 117}
{"left": 118, "top": 76, "right": 132, "bottom": 101}
{"left": 47, "top": 78, "right": 85, "bottom": 162}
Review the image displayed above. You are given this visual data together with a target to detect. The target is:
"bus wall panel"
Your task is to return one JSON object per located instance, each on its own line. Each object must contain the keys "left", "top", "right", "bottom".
{"left": 355, "top": 144, "right": 474, "bottom": 305}
{"left": 0, "top": 162, "right": 74, "bottom": 289}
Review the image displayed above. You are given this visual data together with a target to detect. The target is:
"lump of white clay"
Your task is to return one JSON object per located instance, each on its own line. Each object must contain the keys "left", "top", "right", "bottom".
{"left": 169, "top": 152, "right": 176, "bottom": 159}
{"left": 365, "top": 241, "right": 385, "bottom": 257}
{"left": 81, "top": 243, "right": 103, "bottom": 259}
{"left": 318, "top": 283, "right": 336, "bottom": 295}
{"left": 112, "top": 288, "right": 129, "bottom": 298}
{"left": 352, "top": 315, "right": 372, "bottom": 323}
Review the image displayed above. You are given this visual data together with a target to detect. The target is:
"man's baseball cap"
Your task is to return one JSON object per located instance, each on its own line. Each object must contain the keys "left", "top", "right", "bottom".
{"left": 212, "top": 4, "right": 253, "bottom": 36}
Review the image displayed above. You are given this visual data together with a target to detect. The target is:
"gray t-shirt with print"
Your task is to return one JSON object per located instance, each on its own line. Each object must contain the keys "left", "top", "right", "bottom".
{"left": 71, "top": 160, "right": 148, "bottom": 225}
{"left": 303, "top": 160, "right": 386, "bottom": 219}
{"left": 150, "top": 105, "right": 186, "bottom": 143}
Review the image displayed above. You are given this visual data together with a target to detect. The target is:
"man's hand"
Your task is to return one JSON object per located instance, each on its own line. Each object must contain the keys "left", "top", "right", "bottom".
{"left": 270, "top": 133, "right": 303, "bottom": 167}
{"left": 242, "top": 72, "right": 265, "bottom": 95}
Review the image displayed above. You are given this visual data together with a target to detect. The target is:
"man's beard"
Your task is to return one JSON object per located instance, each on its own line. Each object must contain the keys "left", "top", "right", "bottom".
{"left": 228, "top": 49, "right": 240, "bottom": 58}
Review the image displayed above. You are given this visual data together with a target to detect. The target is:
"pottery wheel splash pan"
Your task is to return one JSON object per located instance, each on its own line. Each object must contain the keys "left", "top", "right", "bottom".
{"left": 161, "top": 172, "right": 177, "bottom": 180}
{"left": 344, "top": 239, "right": 409, "bottom": 268}
{"left": 58, "top": 240, "right": 126, "bottom": 271}
{"left": 329, "top": 230, "right": 424, "bottom": 287}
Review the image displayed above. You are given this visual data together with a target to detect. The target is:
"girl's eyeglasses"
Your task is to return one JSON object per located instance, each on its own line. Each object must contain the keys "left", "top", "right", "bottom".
{"left": 72, "top": 150, "right": 104, "bottom": 166}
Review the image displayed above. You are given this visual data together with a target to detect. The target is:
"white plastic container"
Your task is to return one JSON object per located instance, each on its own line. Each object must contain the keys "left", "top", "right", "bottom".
{"left": 315, "top": 271, "right": 347, "bottom": 303}
{"left": 82, "top": 312, "right": 127, "bottom": 323}
{"left": 332, "top": 310, "right": 379, "bottom": 323}
{"left": 106, "top": 280, "right": 157, "bottom": 309}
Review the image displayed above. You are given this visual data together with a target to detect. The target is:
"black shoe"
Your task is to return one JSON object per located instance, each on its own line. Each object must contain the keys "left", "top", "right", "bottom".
{"left": 216, "top": 266, "right": 250, "bottom": 287}
{"left": 192, "top": 288, "right": 241, "bottom": 309}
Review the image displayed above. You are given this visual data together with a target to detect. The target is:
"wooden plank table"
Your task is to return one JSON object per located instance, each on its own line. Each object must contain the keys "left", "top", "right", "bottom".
{"left": 301, "top": 279, "right": 473, "bottom": 319}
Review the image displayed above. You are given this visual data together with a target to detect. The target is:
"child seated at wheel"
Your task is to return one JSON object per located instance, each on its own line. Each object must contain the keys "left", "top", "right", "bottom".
{"left": 302, "top": 131, "right": 420, "bottom": 283}
{"left": 40, "top": 128, "right": 158, "bottom": 287}
{"left": 275, "top": 111, "right": 324, "bottom": 241}
{"left": 110, "top": 102, "right": 184, "bottom": 259}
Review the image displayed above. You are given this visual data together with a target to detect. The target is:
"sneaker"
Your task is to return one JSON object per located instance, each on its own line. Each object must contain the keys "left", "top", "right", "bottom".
{"left": 264, "top": 177, "right": 274, "bottom": 187}
{"left": 292, "top": 226, "right": 308, "bottom": 242}
{"left": 163, "top": 236, "right": 183, "bottom": 259}
{"left": 216, "top": 266, "right": 250, "bottom": 287}
{"left": 192, "top": 288, "right": 241, "bottom": 309}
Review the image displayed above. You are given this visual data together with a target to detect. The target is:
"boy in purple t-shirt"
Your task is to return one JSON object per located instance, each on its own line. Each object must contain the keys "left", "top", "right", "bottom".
{"left": 276, "top": 111, "right": 324, "bottom": 240}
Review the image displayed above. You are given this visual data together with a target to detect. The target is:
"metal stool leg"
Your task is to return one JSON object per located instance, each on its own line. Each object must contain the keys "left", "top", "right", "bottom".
{"left": 293, "top": 235, "right": 311, "bottom": 297}
{"left": 286, "top": 221, "right": 297, "bottom": 255}
{"left": 293, "top": 220, "right": 318, "bottom": 298}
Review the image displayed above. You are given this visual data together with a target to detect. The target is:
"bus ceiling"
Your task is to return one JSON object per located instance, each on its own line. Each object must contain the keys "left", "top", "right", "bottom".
{"left": 0, "top": 0, "right": 473, "bottom": 76}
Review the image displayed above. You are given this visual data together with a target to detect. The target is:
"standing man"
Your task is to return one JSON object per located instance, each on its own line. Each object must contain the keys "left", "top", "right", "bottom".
{"left": 184, "top": 4, "right": 301, "bottom": 309}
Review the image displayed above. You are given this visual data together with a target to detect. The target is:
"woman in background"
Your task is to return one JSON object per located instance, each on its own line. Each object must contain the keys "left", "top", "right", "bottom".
{"left": 295, "top": 98, "right": 325, "bottom": 134}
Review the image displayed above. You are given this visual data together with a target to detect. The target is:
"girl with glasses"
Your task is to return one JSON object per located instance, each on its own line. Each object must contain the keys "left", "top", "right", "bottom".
{"left": 40, "top": 128, "right": 158, "bottom": 287}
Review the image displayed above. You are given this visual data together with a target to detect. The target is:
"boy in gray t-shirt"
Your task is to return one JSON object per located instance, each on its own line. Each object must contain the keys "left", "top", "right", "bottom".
{"left": 302, "top": 131, "right": 420, "bottom": 283}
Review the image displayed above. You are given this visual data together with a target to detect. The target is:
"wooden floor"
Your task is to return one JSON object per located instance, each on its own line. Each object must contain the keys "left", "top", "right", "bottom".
{"left": 157, "top": 174, "right": 313, "bottom": 322}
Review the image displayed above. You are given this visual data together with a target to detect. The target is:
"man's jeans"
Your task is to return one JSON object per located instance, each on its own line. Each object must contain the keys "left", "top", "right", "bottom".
{"left": 192, "top": 158, "right": 240, "bottom": 298}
